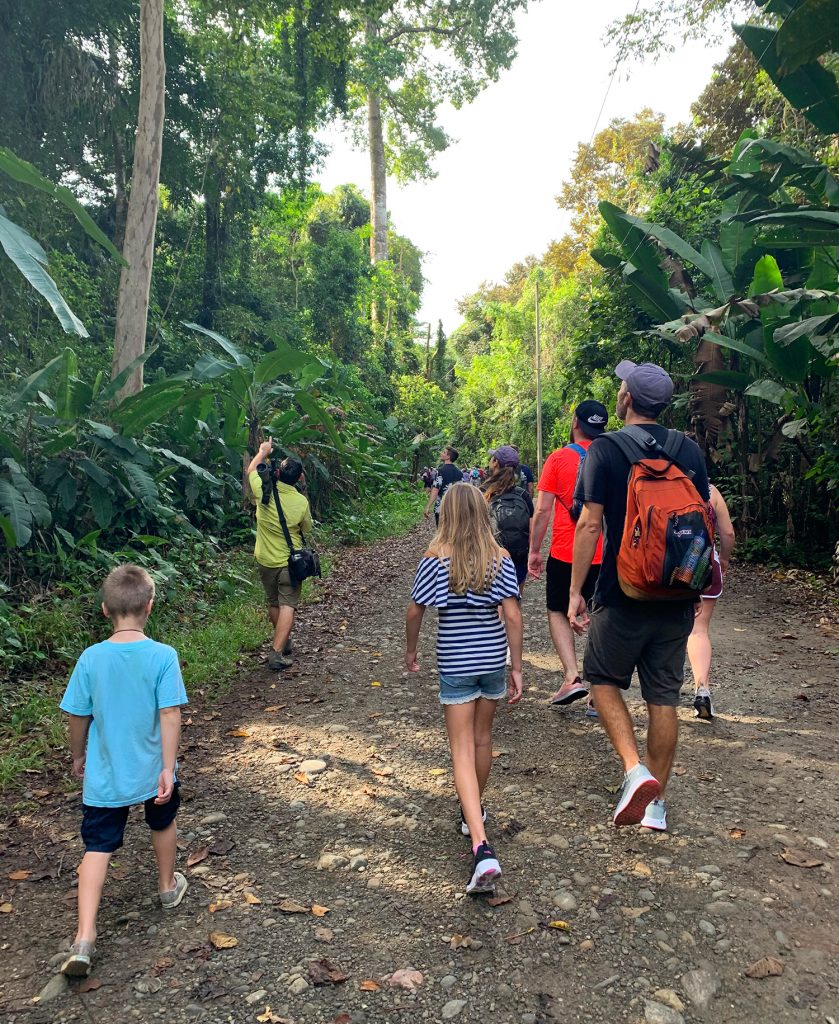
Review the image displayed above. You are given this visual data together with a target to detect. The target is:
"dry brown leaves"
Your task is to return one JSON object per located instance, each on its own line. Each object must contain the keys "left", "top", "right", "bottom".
{"left": 780, "top": 848, "right": 824, "bottom": 869}
{"left": 225, "top": 728, "right": 251, "bottom": 738}
{"left": 76, "top": 977, "right": 103, "bottom": 993}
{"left": 745, "top": 956, "right": 784, "bottom": 979}
{"left": 209, "top": 899, "right": 232, "bottom": 913}
{"left": 277, "top": 899, "right": 308, "bottom": 914}
{"left": 8, "top": 870, "right": 29, "bottom": 881}
{"left": 308, "top": 959, "right": 349, "bottom": 986}
{"left": 359, "top": 980, "right": 381, "bottom": 992}
{"left": 209, "top": 931, "right": 237, "bottom": 950}
{"left": 187, "top": 846, "right": 209, "bottom": 868}
{"left": 486, "top": 894, "right": 515, "bottom": 907}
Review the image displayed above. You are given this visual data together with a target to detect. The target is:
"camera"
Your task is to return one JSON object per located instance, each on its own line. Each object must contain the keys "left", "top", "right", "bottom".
{"left": 256, "top": 460, "right": 281, "bottom": 504}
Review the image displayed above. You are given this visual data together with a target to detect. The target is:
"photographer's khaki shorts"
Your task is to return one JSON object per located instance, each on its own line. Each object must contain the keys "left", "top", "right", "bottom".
{"left": 257, "top": 563, "right": 302, "bottom": 608}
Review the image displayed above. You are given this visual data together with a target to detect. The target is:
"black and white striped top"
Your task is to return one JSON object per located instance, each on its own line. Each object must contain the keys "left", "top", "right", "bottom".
{"left": 411, "top": 556, "right": 520, "bottom": 676}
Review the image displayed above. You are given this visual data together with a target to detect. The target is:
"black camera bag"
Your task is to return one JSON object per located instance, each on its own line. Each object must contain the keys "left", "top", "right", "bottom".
{"left": 270, "top": 481, "right": 321, "bottom": 585}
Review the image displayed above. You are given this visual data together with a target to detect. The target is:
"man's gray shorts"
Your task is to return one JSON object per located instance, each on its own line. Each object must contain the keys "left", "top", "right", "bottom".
{"left": 583, "top": 601, "right": 694, "bottom": 706}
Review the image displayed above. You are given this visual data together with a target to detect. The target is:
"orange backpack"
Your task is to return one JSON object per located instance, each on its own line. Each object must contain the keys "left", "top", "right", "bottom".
{"left": 604, "top": 427, "right": 715, "bottom": 601}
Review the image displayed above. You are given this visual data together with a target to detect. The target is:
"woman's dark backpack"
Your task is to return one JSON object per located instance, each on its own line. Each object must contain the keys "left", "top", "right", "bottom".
{"left": 489, "top": 488, "right": 531, "bottom": 557}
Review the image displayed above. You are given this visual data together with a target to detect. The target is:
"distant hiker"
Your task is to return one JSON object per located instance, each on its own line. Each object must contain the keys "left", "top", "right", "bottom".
{"left": 512, "top": 447, "right": 535, "bottom": 496}
{"left": 247, "top": 439, "right": 314, "bottom": 670}
{"left": 688, "top": 484, "right": 735, "bottom": 720}
{"left": 528, "top": 401, "right": 608, "bottom": 706}
{"left": 483, "top": 445, "right": 534, "bottom": 592}
{"left": 470, "top": 466, "right": 482, "bottom": 485}
{"left": 59, "top": 565, "right": 189, "bottom": 978}
{"left": 463, "top": 467, "right": 472, "bottom": 483}
{"left": 405, "top": 483, "right": 523, "bottom": 895}
{"left": 421, "top": 466, "right": 434, "bottom": 490}
{"left": 424, "top": 445, "right": 462, "bottom": 526}
{"left": 569, "top": 362, "right": 711, "bottom": 833}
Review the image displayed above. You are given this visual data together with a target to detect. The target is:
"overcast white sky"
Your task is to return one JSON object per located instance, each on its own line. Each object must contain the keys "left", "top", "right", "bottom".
{"left": 317, "top": 2, "right": 733, "bottom": 333}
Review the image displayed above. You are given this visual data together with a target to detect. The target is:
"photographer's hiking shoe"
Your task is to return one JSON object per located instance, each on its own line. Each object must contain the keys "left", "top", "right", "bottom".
{"left": 268, "top": 650, "right": 293, "bottom": 670}
{"left": 61, "top": 940, "right": 96, "bottom": 977}
{"left": 693, "top": 686, "right": 714, "bottom": 721}
{"left": 613, "top": 765, "right": 660, "bottom": 827}
{"left": 459, "top": 804, "right": 487, "bottom": 837}
{"left": 160, "top": 871, "right": 188, "bottom": 909}
{"left": 641, "top": 798, "right": 668, "bottom": 832}
{"left": 466, "top": 842, "right": 501, "bottom": 895}
{"left": 549, "top": 676, "right": 589, "bottom": 706}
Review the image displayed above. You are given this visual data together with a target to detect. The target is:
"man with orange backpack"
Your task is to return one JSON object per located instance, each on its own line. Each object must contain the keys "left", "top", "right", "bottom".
{"left": 568, "top": 361, "right": 711, "bottom": 833}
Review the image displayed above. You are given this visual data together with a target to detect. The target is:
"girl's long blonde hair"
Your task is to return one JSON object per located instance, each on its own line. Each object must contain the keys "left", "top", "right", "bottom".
{"left": 430, "top": 482, "right": 503, "bottom": 594}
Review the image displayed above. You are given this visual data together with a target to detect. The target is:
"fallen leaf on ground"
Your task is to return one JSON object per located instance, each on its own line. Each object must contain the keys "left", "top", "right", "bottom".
{"left": 263, "top": 706, "right": 286, "bottom": 713}
{"left": 209, "top": 931, "right": 238, "bottom": 949}
{"left": 76, "top": 977, "right": 103, "bottom": 993}
{"left": 209, "top": 899, "right": 233, "bottom": 913}
{"left": 745, "top": 956, "right": 784, "bottom": 979}
{"left": 309, "top": 959, "right": 349, "bottom": 985}
{"left": 486, "top": 894, "right": 515, "bottom": 907}
{"left": 371, "top": 767, "right": 393, "bottom": 777}
{"left": 547, "top": 920, "right": 571, "bottom": 931}
{"left": 359, "top": 980, "right": 381, "bottom": 991}
{"left": 504, "top": 927, "right": 535, "bottom": 944}
{"left": 673, "top": 766, "right": 687, "bottom": 776}
{"left": 780, "top": 632, "right": 797, "bottom": 640}
{"left": 225, "top": 728, "right": 251, "bottom": 738}
{"left": 187, "top": 847, "right": 210, "bottom": 868}
{"left": 605, "top": 784, "right": 620, "bottom": 794}
{"left": 387, "top": 969, "right": 424, "bottom": 991}
{"left": 277, "top": 899, "right": 308, "bottom": 913}
{"left": 27, "top": 865, "right": 58, "bottom": 881}
{"left": 0, "top": 903, "right": 12, "bottom": 913}
{"left": 633, "top": 862, "right": 652, "bottom": 877}
{"left": 781, "top": 848, "right": 823, "bottom": 868}
{"left": 294, "top": 772, "right": 311, "bottom": 786}
{"left": 332, "top": 1015, "right": 352, "bottom": 1024}
{"left": 730, "top": 828, "right": 746, "bottom": 840}
{"left": 620, "top": 907, "right": 649, "bottom": 919}
{"left": 370, "top": 681, "right": 381, "bottom": 687}
{"left": 153, "top": 957, "right": 175, "bottom": 972}
{"left": 314, "top": 926, "right": 333, "bottom": 943}
{"left": 311, "top": 904, "right": 330, "bottom": 916}
{"left": 244, "top": 892, "right": 262, "bottom": 905}
{"left": 428, "top": 768, "right": 447, "bottom": 776}
{"left": 8, "top": 870, "right": 29, "bottom": 881}
{"left": 210, "top": 839, "right": 235, "bottom": 856}
{"left": 32, "top": 789, "right": 50, "bottom": 798}
{"left": 450, "top": 934, "right": 469, "bottom": 950}
{"left": 257, "top": 1007, "right": 290, "bottom": 1023}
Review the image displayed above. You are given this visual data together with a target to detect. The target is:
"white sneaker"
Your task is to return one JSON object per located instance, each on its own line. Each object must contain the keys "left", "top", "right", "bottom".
{"left": 613, "top": 764, "right": 661, "bottom": 827}
{"left": 641, "top": 798, "right": 668, "bottom": 832}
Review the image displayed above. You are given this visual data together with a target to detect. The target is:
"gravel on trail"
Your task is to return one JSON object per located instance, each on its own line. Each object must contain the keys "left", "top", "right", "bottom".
{"left": 2, "top": 521, "right": 838, "bottom": 1024}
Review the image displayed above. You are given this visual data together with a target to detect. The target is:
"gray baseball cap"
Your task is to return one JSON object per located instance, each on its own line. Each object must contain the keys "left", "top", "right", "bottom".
{"left": 615, "top": 360, "right": 674, "bottom": 409}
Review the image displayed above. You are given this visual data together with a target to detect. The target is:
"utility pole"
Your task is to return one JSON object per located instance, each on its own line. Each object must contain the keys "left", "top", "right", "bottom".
{"left": 535, "top": 275, "right": 543, "bottom": 477}
{"left": 425, "top": 322, "right": 432, "bottom": 380}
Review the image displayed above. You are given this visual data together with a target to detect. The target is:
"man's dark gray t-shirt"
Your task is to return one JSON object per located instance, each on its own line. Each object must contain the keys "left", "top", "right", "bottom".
{"left": 574, "top": 425, "right": 710, "bottom": 607}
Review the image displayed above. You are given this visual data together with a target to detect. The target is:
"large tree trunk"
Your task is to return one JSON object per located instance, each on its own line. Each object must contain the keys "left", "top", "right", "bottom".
{"left": 367, "top": 90, "right": 388, "bottom": 262}
{"left": 112, "top": 0, "right": 165, "bottom": 397}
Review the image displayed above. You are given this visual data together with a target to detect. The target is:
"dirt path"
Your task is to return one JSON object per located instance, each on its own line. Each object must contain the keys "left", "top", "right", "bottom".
{"left": 2, "top": 522, "right": 838, "bottom": 1024}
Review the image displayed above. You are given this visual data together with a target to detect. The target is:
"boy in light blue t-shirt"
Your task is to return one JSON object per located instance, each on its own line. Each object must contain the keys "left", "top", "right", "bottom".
{"left": 59, "top": 564, "right": 189, "bottom": 978}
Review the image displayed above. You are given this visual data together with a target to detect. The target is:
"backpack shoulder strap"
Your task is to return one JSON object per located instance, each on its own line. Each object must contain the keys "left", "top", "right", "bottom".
{"left": 602, "top": 428, "right": 646, "bottom": 465}
{"left": 566, "top": 442, "right": 586, "bottom": 458}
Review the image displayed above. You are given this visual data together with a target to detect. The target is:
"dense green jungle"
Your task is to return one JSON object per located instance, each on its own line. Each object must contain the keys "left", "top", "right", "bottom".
{"left": 1, "top": 0, "right": 837, "bottom": 780}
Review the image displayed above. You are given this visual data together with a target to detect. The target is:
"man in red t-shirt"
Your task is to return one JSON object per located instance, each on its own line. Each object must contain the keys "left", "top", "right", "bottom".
{"left": 528, "top": 401, "right": 608, "bottom": 705}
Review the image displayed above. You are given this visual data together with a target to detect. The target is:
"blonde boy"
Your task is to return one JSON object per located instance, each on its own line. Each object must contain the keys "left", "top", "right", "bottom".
{"left": 59, "top": 564, "right": 188, "bottom": 976}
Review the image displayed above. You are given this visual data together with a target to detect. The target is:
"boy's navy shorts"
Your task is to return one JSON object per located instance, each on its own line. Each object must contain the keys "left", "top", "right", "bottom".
{"left": 81, "top": 785, "right": 180, "bottom": 853}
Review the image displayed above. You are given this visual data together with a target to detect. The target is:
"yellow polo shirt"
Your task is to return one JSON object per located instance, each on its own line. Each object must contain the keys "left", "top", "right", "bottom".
{"left": 248, "top": 472, "right": 313, "bottom": 568}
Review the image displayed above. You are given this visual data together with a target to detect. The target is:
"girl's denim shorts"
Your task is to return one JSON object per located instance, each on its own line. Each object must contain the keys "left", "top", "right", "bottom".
{"left": 438, "top": 668, "right": 507, "bottom": 705}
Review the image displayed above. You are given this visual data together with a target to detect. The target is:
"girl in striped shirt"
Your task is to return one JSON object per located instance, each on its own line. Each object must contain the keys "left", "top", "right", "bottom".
{"left": 405, "top": 483, "right": 523, "bottom": 895}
